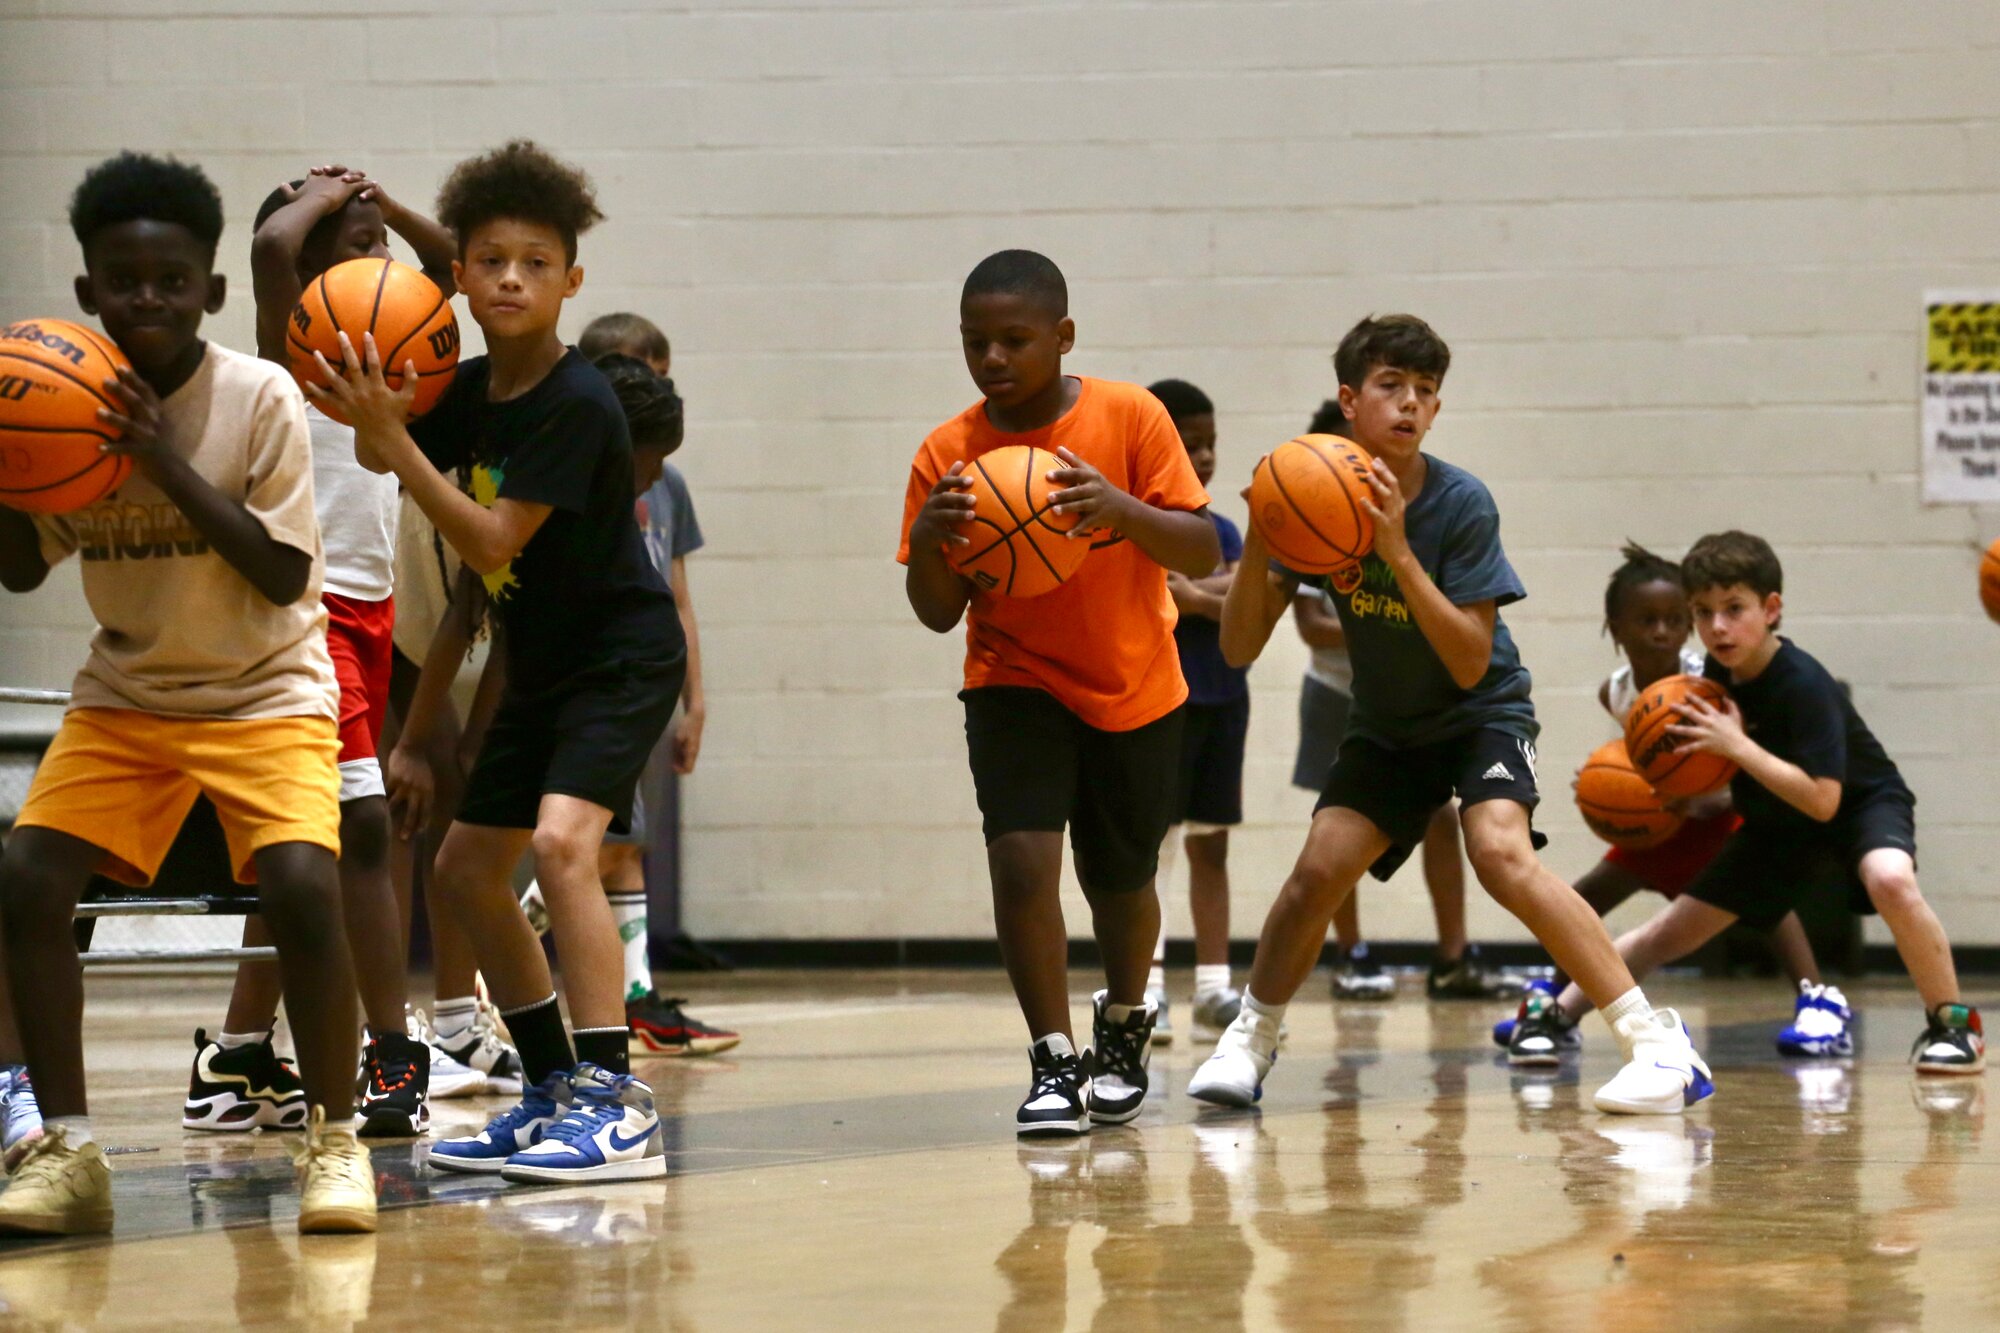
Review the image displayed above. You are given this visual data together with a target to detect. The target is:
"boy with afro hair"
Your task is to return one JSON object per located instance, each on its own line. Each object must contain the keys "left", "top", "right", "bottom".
{"left": 316, "top": 140, "right": 687, "bottom": 1183}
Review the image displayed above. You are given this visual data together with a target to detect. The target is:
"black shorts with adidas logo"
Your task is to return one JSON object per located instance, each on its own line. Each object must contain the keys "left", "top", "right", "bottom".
{"left": 1315, "top": 725, "right": 1546, "bottom": 882}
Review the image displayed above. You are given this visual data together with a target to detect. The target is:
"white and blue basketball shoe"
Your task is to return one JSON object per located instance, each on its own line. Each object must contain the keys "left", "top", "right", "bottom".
{"left": 1593, "top": 1008, "right": 1715, "bottom": 1115}
{"left": 499, "top": 1064, "right": 666, "bottom": 1184}
{"left": 1775, "top": 981, "right": 1854, "bottom": 1058}
{"left": 427, "top": 1072, "right": 571, "bottom": 1175}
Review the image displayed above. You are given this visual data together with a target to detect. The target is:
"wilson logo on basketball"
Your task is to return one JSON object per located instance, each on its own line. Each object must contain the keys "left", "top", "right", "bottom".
{"left": 291, "top": 305, "right": 312, "bottom": 335}
{"left": 0, "top": 376, "right": 41, "bottom": 403}
{"left": 427, "top": 324, "right": 460, "bottom": 359}
{"left": 0, "top": 322, "right": 87, "bottom": 367}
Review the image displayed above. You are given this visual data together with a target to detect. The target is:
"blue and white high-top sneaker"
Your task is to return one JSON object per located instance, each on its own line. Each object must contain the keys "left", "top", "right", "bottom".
{"left": 1775, "top": 981, "right": 1854, "bottom": 1058}
{"left": 428, "top": 1072, "right": 571, "bottom": 1175}
{"left": 499, "top": 1064, "right": 666, "bottom": 1184}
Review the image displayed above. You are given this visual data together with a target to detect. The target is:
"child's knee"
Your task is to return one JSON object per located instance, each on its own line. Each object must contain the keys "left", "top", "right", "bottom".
{"left": 339, "top": 797, "right": 392, "bottom": 871}
{"left": 531, "top": 822, "right": 599, "bottom": 880}
{"left": 1466, "top": 833, "right": 1535, "bottom": 899}
{"left": 1865, "top": 863, "right": 1923, "bottom": 916}
{"left": 1185, "top": 829, "right": 1229, "bottom": 869}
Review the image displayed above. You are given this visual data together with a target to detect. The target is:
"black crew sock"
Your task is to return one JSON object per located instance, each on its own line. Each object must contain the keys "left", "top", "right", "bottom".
{"left": 499, "top": 995, "right": 575, "bottom": 1085}
{"left": 574, "top": 1026, "right": 631, "bottom": 1077}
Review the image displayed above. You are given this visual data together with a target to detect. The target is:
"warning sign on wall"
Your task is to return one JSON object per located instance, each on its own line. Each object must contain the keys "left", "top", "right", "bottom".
{"left": 1923, "top": 290, "right": 2000, "bottom": 504}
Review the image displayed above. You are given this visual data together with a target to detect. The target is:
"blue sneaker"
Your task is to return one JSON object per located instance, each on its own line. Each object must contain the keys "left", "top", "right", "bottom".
{"left": 499, "top": 1064, "right": 666, "bottom": 1184}
{"left": 1776, "top": 981, "right": 1854, "bottom": 1058}
{"left": 0, "top": 1065, "right": 43, "bottom": 1172}
{"left": 427, "top": 1073, "right": 570, "bottom": 1175}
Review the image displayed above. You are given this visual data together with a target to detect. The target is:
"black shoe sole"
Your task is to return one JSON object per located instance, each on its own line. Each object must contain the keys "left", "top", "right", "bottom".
{"left": 356, "top": 1107, "right": 429, "bottom": 1138}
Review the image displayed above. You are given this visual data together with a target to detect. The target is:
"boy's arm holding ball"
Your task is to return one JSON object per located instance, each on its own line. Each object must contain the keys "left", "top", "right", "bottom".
{"left": 1047, "top": 446, "right": 1219, "bottom": 577}
{"left": 904, "top": 461, "right": 977, "bottom": 633}
{"left": 1670, "top": 692, "right": 1841, "bottom": 822}
{"left": 314, "top": 331, "right": 552, "bottom": 574}
{"left": 1219, "top": 487, "right": 1301, "bottom": 668}
{"left": 1358, "top": 459, "right": 1495, "bottom": 690}
{"left": 98, "top": 368, "right": 312, "bottom": 607}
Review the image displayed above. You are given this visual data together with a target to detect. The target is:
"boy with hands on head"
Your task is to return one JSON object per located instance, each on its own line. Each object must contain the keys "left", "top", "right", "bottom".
{"left": 1187, "top": 314, "right": 1714, "bottom": 1117}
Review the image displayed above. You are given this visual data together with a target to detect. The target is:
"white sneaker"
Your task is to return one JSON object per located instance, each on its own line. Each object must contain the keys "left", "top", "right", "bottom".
{"left": 408, "top": 1010, "right": 484, "bottom": 1100}
{"left": 1187, "top": 1010, "right": 1278, "bottom": 1108}
{"left": 1190, "top": 988, "right": 1243, "bottom": 1044}
{"left": 1593, "top": 1008, "right": 1716, "bottom": 1115}
{"left": 430, "top": 1001, "right": 526, "bottom": 1097}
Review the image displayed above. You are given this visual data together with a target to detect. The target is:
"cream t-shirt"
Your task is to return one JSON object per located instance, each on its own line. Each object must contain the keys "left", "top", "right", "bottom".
{"left": 34, "top": 343, "right": 339, "bottom": 721}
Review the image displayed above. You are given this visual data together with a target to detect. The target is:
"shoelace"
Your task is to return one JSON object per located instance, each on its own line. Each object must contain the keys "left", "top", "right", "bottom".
{"left": 540, "top": 1092, "right": 622, "bottom": 1146}
{"left": 1029, "top": 1054, "right": 1083, "bottom": 1102}
{"left": 289, "top": 1106, "right": 366, "bottom": 1179}
{"left": 483, "top": 1092, "right": 558, "bottom": 1137}
{"left": 367, "top": 1043, "right": 420, "bottom": 1096}
{"left": 8, "top": 1126, "right": 77, "bottom": 1183}
{"left": 1096, "top": 1020, "right": 1147, "bottom": 1080}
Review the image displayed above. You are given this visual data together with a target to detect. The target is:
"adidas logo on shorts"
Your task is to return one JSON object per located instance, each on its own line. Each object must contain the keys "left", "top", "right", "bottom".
{"left": 1483, "top": 762, "right": 1513, "bottom": 782}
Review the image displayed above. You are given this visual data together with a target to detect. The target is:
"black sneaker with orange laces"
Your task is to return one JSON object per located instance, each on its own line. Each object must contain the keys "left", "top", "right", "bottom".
{"left": 357, "top": 1030, "right": 431, "bottom": 1137}
{"left": 626, "top": 991, "right": 741, "bottom": 1057}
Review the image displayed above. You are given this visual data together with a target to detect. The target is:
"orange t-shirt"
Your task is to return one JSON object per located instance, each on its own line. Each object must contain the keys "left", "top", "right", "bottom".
{"left": 897, "top": 376, "right": 1211, "bottom": 732}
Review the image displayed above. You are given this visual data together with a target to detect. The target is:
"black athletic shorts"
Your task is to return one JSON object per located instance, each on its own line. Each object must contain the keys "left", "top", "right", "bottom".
{"left": 1292, "top": 676, "right": 1352, "bottom": 791}
{"left": 1176, "top": 696, "right": 1250, "bottom": 827}
{"left": 962, "top": 686, "right": 1182, "bottom": 894}
{"left": 1317, "top": 726, "right": 1546, "bottom": 881}
{"left": 460, "top": 655, "right": 685, "bottom": 835}
{"left": 1684, "top": 792, "right": 1917, "bottom": 930}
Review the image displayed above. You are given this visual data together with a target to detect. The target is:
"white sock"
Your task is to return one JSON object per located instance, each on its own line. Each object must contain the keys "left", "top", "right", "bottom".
{"left": 432, "top": 997, "right": 476, "bottom": 1039}
{"left": 1195, "top": 964, "right": 1231, "bottom": 998}
{"left": 217, "top": 1029, "right": 265, "bottom": 1050}
{"left": 48, "top": 1115, "right": 92, "bottom": 1147}
{"left": 1239, "top": 989, "right": 1285, "bottom": 1055}
{"left": 1601, "top": 987, "right": 1653, "bottom": 1029}
{"left": 608, "top": 891, "right": 652, "bottom": 1002}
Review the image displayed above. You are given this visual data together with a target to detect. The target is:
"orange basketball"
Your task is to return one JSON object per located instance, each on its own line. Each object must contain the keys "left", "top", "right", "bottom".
{"left": 1575, "top": 739, "right": 1683, "bottom": 850}
{"left": 1981, "top": 537, "right": 2000, "bottom": 624}
{"left": 1248, "top": 433, "right": 1375, "bottom": 574}
{"left": 288, "top": 258, "right": 459, "bottom": 425}
{"left": 0, "top": 318, "right": 133, "bottom": 514}
{"left": 1624, "top": 673, "right": 1739, "bottom": 799}
{"left": 948, "top": 444, "right": 1087, "bottom": 597}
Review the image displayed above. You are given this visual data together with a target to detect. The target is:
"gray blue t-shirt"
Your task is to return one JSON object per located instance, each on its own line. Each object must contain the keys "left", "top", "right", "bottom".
{"left": 640, "top": 463, "right": 705, "bottom": 575}
{"left": 1281, "top": 455, "right": 1536, "bottom": 748}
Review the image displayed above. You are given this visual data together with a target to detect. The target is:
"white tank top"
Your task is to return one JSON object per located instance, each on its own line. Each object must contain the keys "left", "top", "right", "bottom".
{"left": 309, "top": 402, "right": 399, "bottom": 601}
{"left": 1605, "top": 647, "right": 1708, "bottom": 721}
{"left": 1299, "top": 588, "right": 1355, "bottom": 692}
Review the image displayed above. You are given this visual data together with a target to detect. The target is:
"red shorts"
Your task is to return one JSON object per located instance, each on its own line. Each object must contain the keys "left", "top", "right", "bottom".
{"left": 324, "top": 591, "right": 394, "bottom": 801}
{"left": 1603, "top": 810, "right": 1742, "bottom": 898}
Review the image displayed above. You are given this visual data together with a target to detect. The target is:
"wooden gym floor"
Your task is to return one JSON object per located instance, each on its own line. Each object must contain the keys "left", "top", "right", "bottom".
{"left": 0, "top": 969, "right": 1993, "bottom": 1330}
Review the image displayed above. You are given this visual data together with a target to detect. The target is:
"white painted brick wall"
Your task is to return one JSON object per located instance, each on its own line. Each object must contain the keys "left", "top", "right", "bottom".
{"left": 4, "top": 2, "right": 2000, "bottom": 950}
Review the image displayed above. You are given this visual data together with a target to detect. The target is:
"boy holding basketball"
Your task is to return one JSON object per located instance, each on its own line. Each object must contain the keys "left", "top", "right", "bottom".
{"left": 177, "top": 164, "right": 463, "bottom": 1140}
{"left": 901, "top": 250, "right": 1219, "bottom": 1134}
{"left": 316, "top": 140, "right": 688, "bottom": 1182}
{"left": 1187, "top": 313, "right": 1714, "bottom": 1116}
{"left": 1515, "top": 531, "right": 1983, "bottom": 1074}
{"left": 1494, "top": 542, "right": 1835, "bottom": 1062}
{"left": 0, "top": 152, "right": 373, "bottom": 1233}
{"left": 1140, "top": 378, "right": 1246, "bottom": 1045}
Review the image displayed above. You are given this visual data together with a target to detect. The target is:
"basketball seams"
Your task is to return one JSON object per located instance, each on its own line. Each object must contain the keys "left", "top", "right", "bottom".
{"left": 0, "top": 420, "right": 120, "bottom": 445}
{"left": 378, "top": 289, "right": 450, "bottom": 373}
{"left": 365, "top": 258, "right": 392, "bottom": 344}
{"left": 1267, "top": 455, "right": 1345, "bottom": 563}
{"left": 1301, "top": 437, "right": 1370, "bottom": 562}
{"left": 0, "top": 449, "right": 124, "bottom": 500}
{"left": 0, "top": 351, "right": 118, "bottom": 410}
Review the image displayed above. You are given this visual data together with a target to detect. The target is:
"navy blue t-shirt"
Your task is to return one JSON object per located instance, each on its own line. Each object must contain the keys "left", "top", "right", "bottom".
{"left": 1703, "top": 638, "right": 1911, "bottom": 835}
{"left": 1281, "top": 456, "right": 1535, "bottom": 747}
{"left": 1175, "top": 511, "right": 1249, "bottom": 705}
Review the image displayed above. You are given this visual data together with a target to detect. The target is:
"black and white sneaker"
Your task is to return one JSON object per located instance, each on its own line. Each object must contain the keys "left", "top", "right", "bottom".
{"left": 1018, "top": 1034, "right": 1090, "bottom": 1137}
{"left": 1507, "top": 986, "right": 1581, "bottom": 1068}
{"left": 183, "top": 1029, "right": 308, "bottom": 1132}
{"left": 1086, "top": 990, "right": 1156, "bottom": 1125}
{"left": 357, "top": 1030, "right": 431, "bottom": 1138}
{"left": 1912, "top": 1004, "right": 1986, "bottom": 1075}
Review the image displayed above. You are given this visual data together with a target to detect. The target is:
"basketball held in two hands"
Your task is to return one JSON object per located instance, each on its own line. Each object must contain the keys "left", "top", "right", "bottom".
{"left": 1249, "top": 433, "right": 1376, "bottom": 576}
{"left": 946, "top": 444, "right": 1088, "bottom": 598}
{"left": 287, "top": 257, "right": 459, "bottom": 425}
{"left": 1626, "top": 674, "right": 1740, "bottom": 799}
